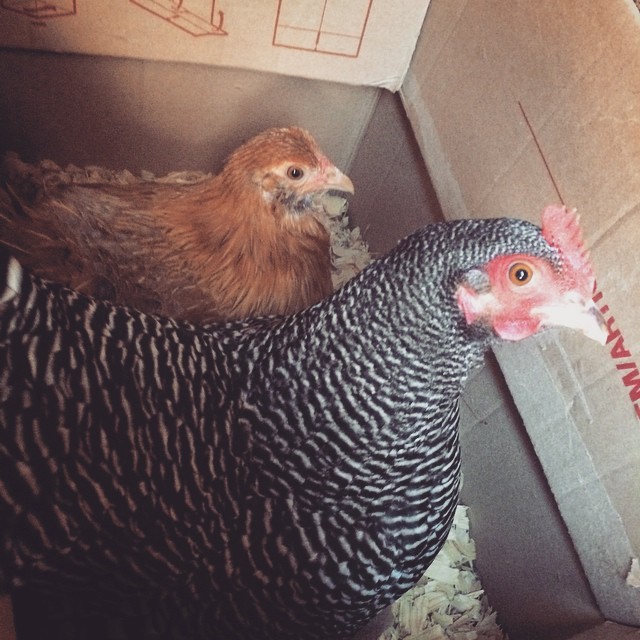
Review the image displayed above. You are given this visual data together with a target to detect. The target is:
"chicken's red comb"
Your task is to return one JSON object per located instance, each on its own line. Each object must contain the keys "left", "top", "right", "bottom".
{"left": 541, "top": 204, "right": 595, "bottom": 291}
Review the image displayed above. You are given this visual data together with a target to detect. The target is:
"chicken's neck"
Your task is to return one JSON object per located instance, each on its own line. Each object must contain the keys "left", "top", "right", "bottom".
{"left": 179, "top": 181, "right": 327, "bottom": 261}
{"left": 166, "top": 181, "right": 331, "bottom": 318}
{"left": 237, "top": 236, "right": 490, "bottom": 513}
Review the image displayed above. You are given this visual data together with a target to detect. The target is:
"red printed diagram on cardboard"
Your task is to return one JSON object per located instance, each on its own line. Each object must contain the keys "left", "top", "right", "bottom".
{"left": 273, "top": 0, "right": 372, "bottom": 57}
{"left": 1, "top": 0, "right": 76, "bottom": 18}
{"left": 130, "top": 0, "right": 227, "bottom": 36}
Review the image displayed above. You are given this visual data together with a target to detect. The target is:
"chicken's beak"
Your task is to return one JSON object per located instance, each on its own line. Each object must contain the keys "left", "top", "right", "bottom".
{"left": 535, "top": 297, "right": 609, "bottom": 345}
{"left": 316, "top": 167, "right": 355, "bottom": 195}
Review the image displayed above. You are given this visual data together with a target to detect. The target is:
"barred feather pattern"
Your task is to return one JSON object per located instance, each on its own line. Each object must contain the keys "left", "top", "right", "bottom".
{"left": 0, "top": 216, "right": 558, "bottom": 639}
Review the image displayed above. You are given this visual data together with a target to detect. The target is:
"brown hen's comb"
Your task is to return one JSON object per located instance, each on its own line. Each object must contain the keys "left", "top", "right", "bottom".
{"left": 541, "top": 204, "right": 596, "bottom": 291}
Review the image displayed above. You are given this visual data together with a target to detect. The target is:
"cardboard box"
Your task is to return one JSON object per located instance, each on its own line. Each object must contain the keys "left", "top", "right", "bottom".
{"left": 1, "top": 1, "right": 640, "bottom": 638}
{"left": 0, "top": 1, "right": 428, "bottom": 90}
{"left": 402, "top": 0, "right": 640, "bottom": 636}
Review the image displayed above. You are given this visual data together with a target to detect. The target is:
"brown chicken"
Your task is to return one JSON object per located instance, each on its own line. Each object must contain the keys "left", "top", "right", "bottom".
{"left": 0, "top": 127, "right": 354, "bottom": 323}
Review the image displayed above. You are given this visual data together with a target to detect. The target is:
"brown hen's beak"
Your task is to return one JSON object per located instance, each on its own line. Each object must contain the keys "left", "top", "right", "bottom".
{"left": 310, "top": 166, "right": 354, "bottom": 195}
{"left": 535, "top": 297, "right": 609, "bottom": 345}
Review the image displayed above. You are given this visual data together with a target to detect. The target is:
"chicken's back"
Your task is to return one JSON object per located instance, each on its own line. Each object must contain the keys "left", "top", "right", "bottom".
{"left": 0, "top": 178, "right": 197, "bottom": 315}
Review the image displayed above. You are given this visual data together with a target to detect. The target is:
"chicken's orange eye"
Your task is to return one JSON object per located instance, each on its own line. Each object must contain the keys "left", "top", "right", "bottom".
{"left": 508, "top": 262, "right": 533, "bottom": 286}
{"left": 287, "top": 166, "right": 304, "bottom": 180}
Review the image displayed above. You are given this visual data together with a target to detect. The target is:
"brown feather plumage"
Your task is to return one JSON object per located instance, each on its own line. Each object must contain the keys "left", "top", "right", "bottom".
{"left": 0, "top": 127, "right": 354, "bottom": 323}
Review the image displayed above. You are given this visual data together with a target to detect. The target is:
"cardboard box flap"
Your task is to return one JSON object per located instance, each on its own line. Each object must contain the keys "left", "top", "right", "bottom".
{"left": 402, "top": 0, "right": 640, "bottom": 625}
{"left": 495, "top": 336, "right": 640, "bottom": 624}
{"left": 0, "top": 1, "right": 429, "bottom": 90}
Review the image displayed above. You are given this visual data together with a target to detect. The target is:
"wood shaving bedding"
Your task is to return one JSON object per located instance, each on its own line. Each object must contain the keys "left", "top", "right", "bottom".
{"left": 21, "top": 157, "right": 505, "bottom": 640}
{"left": 377, "top": 507, "right": 507, "bottom": 640}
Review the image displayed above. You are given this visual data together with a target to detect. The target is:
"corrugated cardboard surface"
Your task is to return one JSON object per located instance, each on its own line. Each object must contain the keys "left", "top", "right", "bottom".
{"left": 402, "top": 0, "right": 640, "bottom": 633}
{"left": 459, "top": 355, "right": 603, "bottom": 639}
{"left": 0, "top": 1, "right": 428, "bottom": 90}
{"left": 345, "top": 89, "right": 443, "bottom": 256}
{"left": 570, "top": 621, "right": 640, "bottom": 639}
{"left": 0, "top": 47, "right": 378, "bottom": 174}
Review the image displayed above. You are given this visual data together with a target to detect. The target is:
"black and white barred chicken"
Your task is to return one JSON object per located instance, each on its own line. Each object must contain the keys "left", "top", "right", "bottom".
{"left": 0, "top": 205, "right": 606, "bottom": 640}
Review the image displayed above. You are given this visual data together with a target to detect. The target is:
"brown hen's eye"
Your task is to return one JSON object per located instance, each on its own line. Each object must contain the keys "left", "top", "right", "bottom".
{"left": 508, "top": 262, "right": 533, "bottom": 286}
{"left": 287, "top": 166, "right": 304, "bottom": 180}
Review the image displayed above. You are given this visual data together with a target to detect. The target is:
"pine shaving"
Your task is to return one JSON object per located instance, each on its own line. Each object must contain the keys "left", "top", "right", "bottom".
{"left": 318, "top": 193, "right": 371, "bottom": 289}
{"left": 377, "top": 507, "right": 508, "bottom": 640}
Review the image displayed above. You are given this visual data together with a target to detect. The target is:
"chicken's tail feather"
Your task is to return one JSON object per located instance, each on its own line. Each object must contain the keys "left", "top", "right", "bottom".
{"left": 0, "top": 179, "right": 31, "bottom": 220}
{"left": 0, "top": 246, "right": 23, "bottom": 307}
